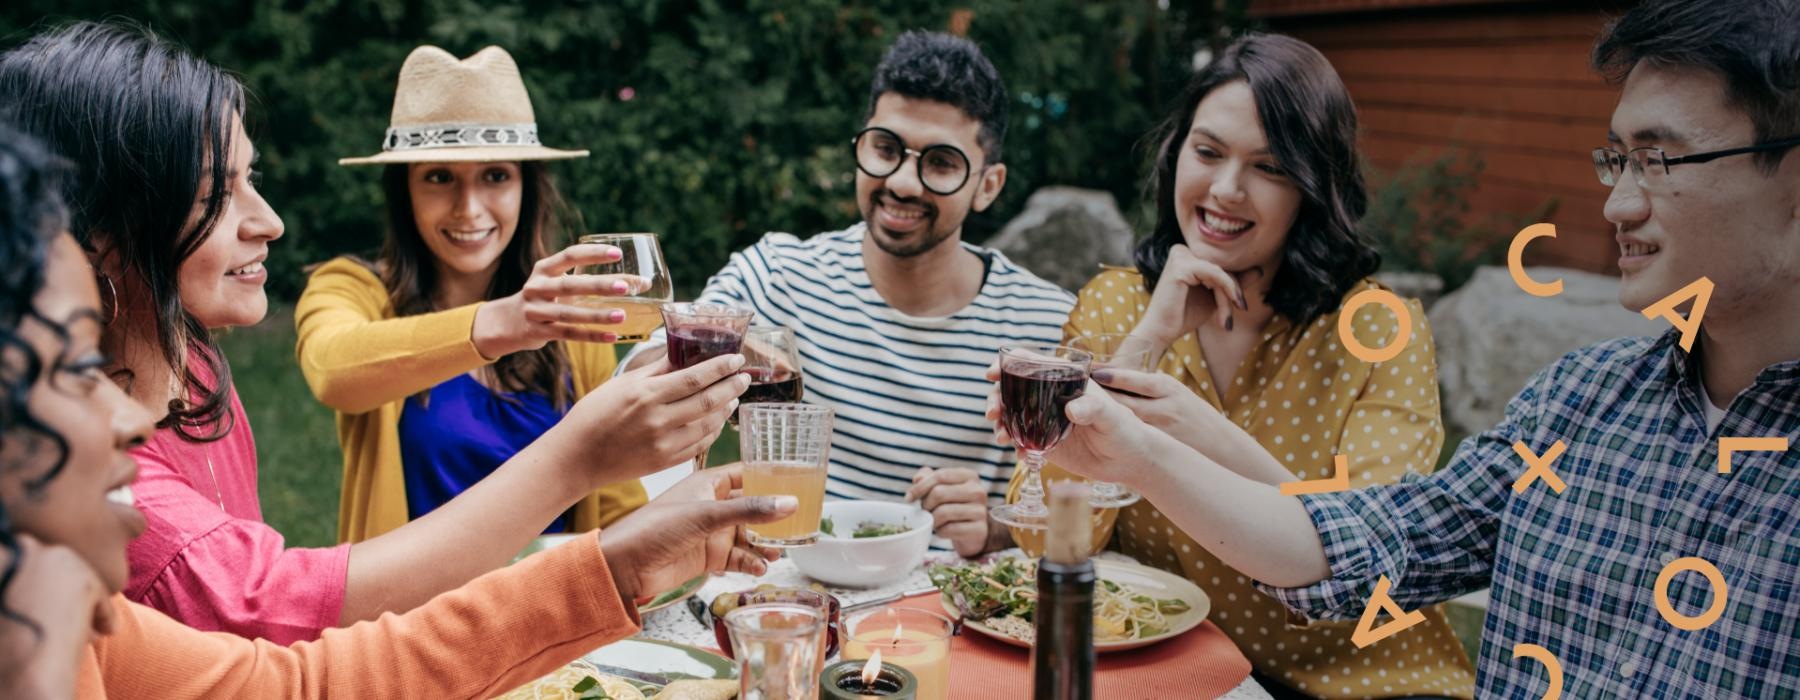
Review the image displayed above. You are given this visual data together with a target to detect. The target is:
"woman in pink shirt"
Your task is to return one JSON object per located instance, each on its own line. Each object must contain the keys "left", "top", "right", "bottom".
{"left": 0, "top": 21, "right": 748, "bottom": 644}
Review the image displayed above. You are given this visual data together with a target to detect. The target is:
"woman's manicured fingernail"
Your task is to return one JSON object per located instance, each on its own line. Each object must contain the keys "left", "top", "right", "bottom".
{"left": 1225, "top": 315, "right": 1235, "bottom": 331}
{"left": 1092, "top": 369, "right": 1116, "bottom": 383}
{"left": 612, "top": 281, "right": 630, "bottom": 293}
{"left": 605, "top": 247, "right": 623, "bottom": 260}
{"left": 609, "top": 310, "right": 626, "bottom": 322}
{"left": 1238, "top": 292, "right": 1249, "bottom": 310}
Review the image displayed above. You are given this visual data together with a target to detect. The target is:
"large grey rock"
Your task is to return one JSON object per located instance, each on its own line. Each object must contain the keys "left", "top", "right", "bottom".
{"left": 1430, "top": 265, "right": 1662, "bottom": 436}
{"left": 988, "top": 187, "right": 1134, "bottom": 292}
{"left": 1375, "top": 271, "right": 1446, "bottom": 310}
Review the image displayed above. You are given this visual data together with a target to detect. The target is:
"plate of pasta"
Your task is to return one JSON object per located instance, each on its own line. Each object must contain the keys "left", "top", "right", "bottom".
{"left": 928, "top": 557, "right": 1210, "bottom": 653}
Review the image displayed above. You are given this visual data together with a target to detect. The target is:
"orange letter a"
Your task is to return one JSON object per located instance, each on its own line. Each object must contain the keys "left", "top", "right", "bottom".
{"left": 1350, "top": 575, "right": 1427, "bottom": 648}
{"left": 1641, "top": 277, "right": 1713, "bottom": 352}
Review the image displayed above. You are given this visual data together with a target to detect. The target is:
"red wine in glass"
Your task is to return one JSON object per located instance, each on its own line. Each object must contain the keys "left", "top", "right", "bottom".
{"left": 667, "top": 326, "right": 745, "bottom": 369}
{"left": 730, "top": 369, "right": 805, "bottom": 427}
{"left": 999, "top": 363, "right": 1087, "bottom": 452}
{"left": 742, "top": 370, "right": 804, "bottom": 404}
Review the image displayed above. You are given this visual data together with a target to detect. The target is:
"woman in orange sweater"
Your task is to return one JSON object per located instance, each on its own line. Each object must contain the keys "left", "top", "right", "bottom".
{"left": 0, "top": 126, "right": 793, "bottom": 698}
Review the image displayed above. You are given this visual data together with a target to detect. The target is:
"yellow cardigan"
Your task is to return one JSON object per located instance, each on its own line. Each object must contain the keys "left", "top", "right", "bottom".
{"left": 295, "top": 258, "right": 647, "bottom": 544}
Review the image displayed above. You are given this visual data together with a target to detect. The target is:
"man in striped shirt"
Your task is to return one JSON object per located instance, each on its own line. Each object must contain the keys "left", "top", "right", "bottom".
{"left": 626, "top": 32, "right": 1074, "bottom": 556}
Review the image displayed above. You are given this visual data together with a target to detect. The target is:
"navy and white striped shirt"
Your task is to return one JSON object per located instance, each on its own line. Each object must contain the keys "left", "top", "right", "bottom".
{"left": 633, "top": 224, "right": 1074, "bottom": 504}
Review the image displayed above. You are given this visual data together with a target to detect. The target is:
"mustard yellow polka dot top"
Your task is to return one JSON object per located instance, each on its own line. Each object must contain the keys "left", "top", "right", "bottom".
{"left": 1027, "top": 267, "right": 1476, "bottom": 699}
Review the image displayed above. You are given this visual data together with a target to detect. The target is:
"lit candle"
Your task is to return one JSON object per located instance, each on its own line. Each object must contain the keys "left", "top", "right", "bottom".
{"left": 843, "top": 610, "right": 952, "bottom": 700}
{"left": 821, "top": 652, "right": 917, "bottom": 699}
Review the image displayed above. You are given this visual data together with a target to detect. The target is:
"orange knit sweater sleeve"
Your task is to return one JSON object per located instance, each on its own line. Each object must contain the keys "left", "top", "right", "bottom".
{"left": 80, "top": 532, "right": 639, "bottom": 699}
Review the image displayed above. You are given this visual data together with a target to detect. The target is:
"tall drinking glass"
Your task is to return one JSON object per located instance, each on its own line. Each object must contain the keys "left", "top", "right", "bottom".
{"left": 725, "top": 604, "right": 827, "bottom": 700}
{"left": 739, "top": 403, "right": 833, "bottom": 547}
{"left": 735, "top": 325, "right": 805, "bottom": 426}
{"left": 661, "top": 302, "right": 754, "bottom": 469}
{"left": 573, "top": 233, "right": 672, "bottom": 342}
{"left": 989, "top": 345, "right": 1092, "bottom": 531}
{"left": 1066, "top": 333, "right": 1157, "bottom": 508}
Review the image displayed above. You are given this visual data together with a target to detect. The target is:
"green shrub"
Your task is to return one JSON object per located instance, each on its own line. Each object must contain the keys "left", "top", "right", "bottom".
{"left": 1361, "top": 148, "right": 1558, "bottom": 293}
{"left": 2, "top": 0, "right": 1222, "bottom": 299}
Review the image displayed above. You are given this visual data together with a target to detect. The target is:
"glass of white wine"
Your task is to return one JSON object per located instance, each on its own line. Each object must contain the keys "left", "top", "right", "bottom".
{"left": 573, "top": 233, "right": 672, "bottom": 342}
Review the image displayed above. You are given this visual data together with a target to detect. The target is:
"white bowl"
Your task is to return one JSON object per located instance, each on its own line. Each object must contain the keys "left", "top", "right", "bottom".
{"left": 790, "top": 501, "right": 933, "bottom": 588}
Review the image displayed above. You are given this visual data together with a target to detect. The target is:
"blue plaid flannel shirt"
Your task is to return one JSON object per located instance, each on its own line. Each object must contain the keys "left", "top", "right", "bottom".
{"left": 1258, "top": 329, "right": 1799, "bottom": 698}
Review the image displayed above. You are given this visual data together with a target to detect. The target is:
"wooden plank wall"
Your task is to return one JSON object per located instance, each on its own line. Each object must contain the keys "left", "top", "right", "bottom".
{"left": 1261, "top": 2, "right": 1634, "bottom": 273}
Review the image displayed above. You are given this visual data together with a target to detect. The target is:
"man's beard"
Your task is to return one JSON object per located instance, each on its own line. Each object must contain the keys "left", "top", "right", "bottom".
{"left": 865, "top": 190, "right": 962, "bottom": 258}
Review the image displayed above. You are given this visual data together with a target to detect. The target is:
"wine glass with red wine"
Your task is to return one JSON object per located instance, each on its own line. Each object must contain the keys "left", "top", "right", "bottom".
{"left": 989, "top": 345, "right": 1092, "bottom": 531}
{"left": 735, "top": 326, "right": 805, "bottom": 426}
{"left": 661, "top": 302, "right": 755, "bottom": 468}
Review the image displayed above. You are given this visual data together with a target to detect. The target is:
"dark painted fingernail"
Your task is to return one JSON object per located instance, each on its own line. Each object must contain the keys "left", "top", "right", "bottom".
{"left": 1238, "top": 291, "right": 1249, "bottom": 310}
{"left": 1225, "top": 315, "right": 1235, "bottom": 331}
{"left": 1092, "top": 368, "right": 1116, "bottom": 383}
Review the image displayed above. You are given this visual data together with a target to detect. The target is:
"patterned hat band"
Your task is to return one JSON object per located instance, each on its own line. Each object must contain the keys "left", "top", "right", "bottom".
{"left": 383, "top": 122, "right": 541, "bottom": 151}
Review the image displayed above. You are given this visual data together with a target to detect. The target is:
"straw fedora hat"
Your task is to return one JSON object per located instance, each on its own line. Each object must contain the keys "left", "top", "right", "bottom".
{"left": 339, "top": 45, "right": 587, "bottom": 165}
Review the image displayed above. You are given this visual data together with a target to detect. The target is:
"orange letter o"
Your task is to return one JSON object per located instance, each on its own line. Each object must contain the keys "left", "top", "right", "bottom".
{"left": 1338, "top": 289, "right": 1412, "bottom": 363}
{"left": 1654, "top": 557, "right": 1728, "bottom": 631}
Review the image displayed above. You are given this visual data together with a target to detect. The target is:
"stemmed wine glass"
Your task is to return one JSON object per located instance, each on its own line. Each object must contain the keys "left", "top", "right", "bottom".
{"left": 661, "top": 302, "right": 755, "bottom": 469}
{"left": 573, "top": 233, "right": 672, "bottom": 342}
{"left": 989, "top": 345, "right": 1092, "bottom": 531}
{"left": 734, "top": 325, "right": 805, "bottom": 426}
{"left": 1066, "top": 333, "right": 1158, "bottom": 509}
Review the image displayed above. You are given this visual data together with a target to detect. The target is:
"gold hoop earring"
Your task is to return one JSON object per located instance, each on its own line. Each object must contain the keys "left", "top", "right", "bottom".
{"left": 96, "top": 273, "right": 118, "bottom": 326}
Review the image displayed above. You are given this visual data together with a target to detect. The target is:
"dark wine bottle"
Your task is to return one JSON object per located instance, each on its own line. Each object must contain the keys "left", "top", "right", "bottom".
{"left": 1032, "top": 482, "right": 1095, "bottom": 700}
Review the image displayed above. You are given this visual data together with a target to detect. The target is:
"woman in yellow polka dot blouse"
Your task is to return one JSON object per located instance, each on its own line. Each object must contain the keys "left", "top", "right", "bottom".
{"left": 1007, "top": 34, "right": 1475, "bottom": 699}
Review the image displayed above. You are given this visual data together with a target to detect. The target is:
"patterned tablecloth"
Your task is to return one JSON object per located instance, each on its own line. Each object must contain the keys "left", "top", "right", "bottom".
{"left": 634, "top": 549, "right": 1273, "bottom": 700}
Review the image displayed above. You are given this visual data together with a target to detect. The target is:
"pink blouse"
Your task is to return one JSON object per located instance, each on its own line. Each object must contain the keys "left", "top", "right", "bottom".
{"left": 125, "top": 380, "right": 351, "bottom": 644}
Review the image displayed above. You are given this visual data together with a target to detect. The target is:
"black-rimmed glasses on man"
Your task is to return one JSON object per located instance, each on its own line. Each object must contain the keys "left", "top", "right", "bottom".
{"left": 1592, "top": 136, "right": 1800, "bottom": 188}
{"left": 852, "top": 126, "right": 974, "bottom": 196}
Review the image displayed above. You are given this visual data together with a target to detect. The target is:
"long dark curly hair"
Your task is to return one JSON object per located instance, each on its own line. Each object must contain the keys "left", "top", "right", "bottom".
{"left": 1134, "top": 33, "right": 1380, "bottom": 327}
{"left": 0, "top": 124, "right": 76, "bottom": 636}
{"left": 0, "top": 21, "right": 246, "bottom": 442}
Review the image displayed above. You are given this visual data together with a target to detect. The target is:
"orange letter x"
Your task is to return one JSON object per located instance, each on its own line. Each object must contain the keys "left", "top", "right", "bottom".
{"left": 1513, "top": 441, "right": 1567, "bottom": 494}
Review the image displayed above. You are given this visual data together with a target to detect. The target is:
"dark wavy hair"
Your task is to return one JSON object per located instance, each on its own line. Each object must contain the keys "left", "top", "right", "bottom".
{"left": 1134, "top": 33, "right": 1379, "bottom": 327}
{"left": 1593, "top": 0, "right": 1800, "bottom": 173}
{"left": 376, "top": 162, "right": 575, "bottom": 408}
{"left": 0, "top": 21, "right": 244, "bottom": 442}
{"left": 867, "top": 31, "right": 1008, "bottom": 164}
{"left": 0, "top": 124, "right": 75, "bottom": 637}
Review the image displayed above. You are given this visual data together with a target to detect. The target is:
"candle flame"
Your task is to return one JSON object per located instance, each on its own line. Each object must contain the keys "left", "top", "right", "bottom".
{"left": 860, "top": 647, "right": 882, "bottom": 680}
{"left": 890, "top": 623, "right": 904, "bottom": 647}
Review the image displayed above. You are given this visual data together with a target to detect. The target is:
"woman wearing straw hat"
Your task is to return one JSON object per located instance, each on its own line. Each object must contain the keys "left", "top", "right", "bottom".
{"left": 1, "top": 22, "right": 753, "bottom": 645}
{"left": 299, "top": 45, "right": 650, "bottom": 545}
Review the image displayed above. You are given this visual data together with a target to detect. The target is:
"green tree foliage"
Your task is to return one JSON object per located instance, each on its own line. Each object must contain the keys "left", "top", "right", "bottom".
{"left": 2, "top": 1, "right": 1217, "bottom": 299}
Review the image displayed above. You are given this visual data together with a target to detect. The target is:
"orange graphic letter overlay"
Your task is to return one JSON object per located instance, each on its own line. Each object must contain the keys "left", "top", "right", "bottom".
{"left": 1351, "top": 575, "right": 1427, "bottom": 648}
{"left": 1513, "top": 644, "right": 1565, "bottom": 700}
{"left": 1513, "top": 441, "right": 1568, "bottom": 494}
{"left": 1717, "top": 437, "right": 1788, "bottom": 474}
{"left": 1281, "top": 455, "right": 1351, "bottom": 497}
{"left": 1337, "top": 289, "right": 1412, "bottom": 363}
{"left": 1640, "top": 277, "right": 1713, "bottom": 352}
{"left": 1508, "top": 224, "right": 1563, "bottom": 297}
{"left": 1654, "top": 557, "right": 1728, "bottom": 631}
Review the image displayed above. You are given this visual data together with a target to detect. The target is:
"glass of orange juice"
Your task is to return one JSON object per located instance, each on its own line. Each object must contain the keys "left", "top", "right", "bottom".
{"left": 739, "top": 402, "right": 832, "bottom": 547}
{"left": 572, "top": 233, "right": 672, "bottom": 342}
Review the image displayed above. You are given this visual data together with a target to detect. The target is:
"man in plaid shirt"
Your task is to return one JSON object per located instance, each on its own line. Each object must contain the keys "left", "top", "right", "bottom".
{"left": 1007, "top": 0, "right": 1800, "bottom": 696}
